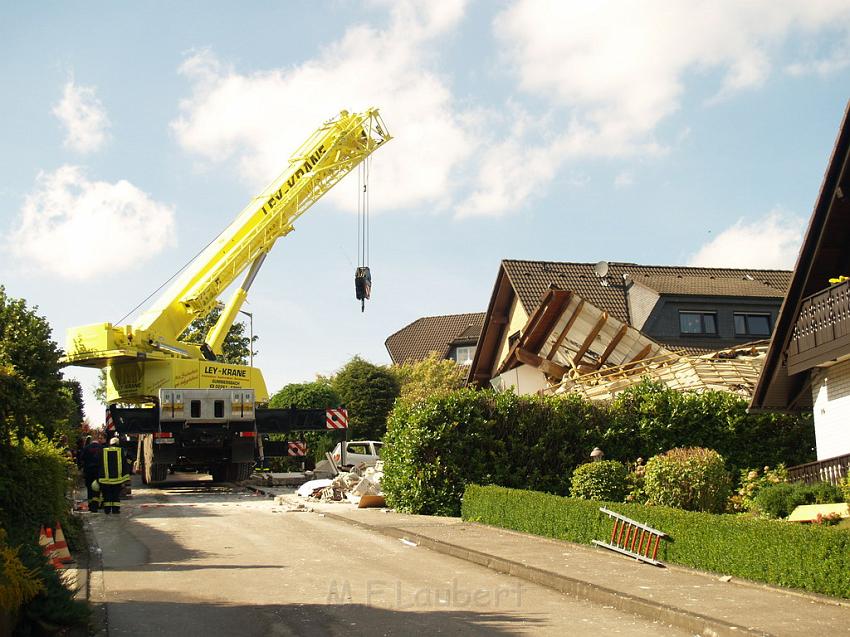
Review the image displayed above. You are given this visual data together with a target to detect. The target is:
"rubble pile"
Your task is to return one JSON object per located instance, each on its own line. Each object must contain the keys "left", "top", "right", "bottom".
{"left": 296, "top": 461, "right": 385, "bottom": 507}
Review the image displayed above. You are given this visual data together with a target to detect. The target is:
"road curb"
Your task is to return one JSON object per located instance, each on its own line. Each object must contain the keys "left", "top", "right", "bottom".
{"left": 320, "top": 511, "right": 769, "bottom": 637}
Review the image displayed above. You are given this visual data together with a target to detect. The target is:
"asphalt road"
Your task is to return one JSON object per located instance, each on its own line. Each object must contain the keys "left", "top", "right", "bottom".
{"left": 85, "top": 473, "right": 688, "bottom": 636}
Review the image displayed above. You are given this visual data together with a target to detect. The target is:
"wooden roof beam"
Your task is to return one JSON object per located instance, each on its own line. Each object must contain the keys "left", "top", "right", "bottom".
{"left": 573, "top": 312, "right": 608, "bottom": 367}
{"left": 547, "top": 299, "right": 584, "bottom": 360}
{"left": 594, "top": 324, "right": 628, "bottom": 370}
{"left": 515, "top": 347, "right": 568, "bottom": 378}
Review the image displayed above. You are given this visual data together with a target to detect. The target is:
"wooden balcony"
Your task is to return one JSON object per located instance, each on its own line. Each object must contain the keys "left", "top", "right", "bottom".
{"left": 786, "top": 279, "right": 850, "bottom": 374}
{"left": 787, "top": 453, "right": 850, "bottom": 486}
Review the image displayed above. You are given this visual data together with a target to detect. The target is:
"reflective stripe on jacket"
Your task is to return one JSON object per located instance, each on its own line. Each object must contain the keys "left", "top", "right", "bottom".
{"left": 100, "top": 447, "right": 128, "bottom": 484}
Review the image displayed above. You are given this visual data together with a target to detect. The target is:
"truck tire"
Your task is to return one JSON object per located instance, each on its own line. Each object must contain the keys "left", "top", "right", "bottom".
{"left": 142, "top": 435, "right": 168, "bottom": 485}
{"left": 226, "top": 462, "right": 252, "bottom": 482}
{"left": 210, "top": 464, "right": 227, "bottom": 483}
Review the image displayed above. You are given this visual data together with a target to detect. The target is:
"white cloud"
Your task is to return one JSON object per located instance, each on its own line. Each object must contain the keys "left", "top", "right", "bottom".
{"left": 614, "top": 171, "right": 634, "bottom": 188}
{"left": 493, "top": 0, "right": 850, "bottom": 151}
{"left": 52, "top": 81, "right": 111, "bottom": 153}
{"left": 688, "top": 211, "right": 805, "bottom": 269}
{"left": 171, "top": 0, "right": 474, "bottom": 213}
{"left": 7, "top": 166, "right": 176, "bottom": 280}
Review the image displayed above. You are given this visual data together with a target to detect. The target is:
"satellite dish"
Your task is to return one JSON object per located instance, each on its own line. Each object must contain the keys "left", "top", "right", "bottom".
{"left": 594, "top": 261, "right": 609, "bottom": 279}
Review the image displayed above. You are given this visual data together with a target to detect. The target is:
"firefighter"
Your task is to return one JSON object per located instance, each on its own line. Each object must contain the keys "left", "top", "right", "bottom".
{"left": 80, "top": 434, "right": 104, "bottom": 512}
{"left": 100, "top": 437, "right": 131, "bottom": 514}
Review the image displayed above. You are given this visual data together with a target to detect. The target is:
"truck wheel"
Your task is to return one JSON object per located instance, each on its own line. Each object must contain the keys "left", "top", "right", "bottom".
{"left": 226, "top": 462, "right": 252, "bottom": 482}
{"left": 210, "top": 465, "right": 227, "bottom": 483}
{"left": 142, "top": 435, "right": 168, "bottom": 485}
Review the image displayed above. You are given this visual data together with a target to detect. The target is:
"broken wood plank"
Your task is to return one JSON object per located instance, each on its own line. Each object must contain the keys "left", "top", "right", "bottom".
{"left": 573, "top": 312, "right": 608, "bottom": 367}
{"left": 547, "top": 299, "right": 584, "bottom": 360}
{"left": 623, "top": 344, "right": 652, "bottom": 372}
{"left": 594, "top": 324, "right": 628, "bottom": 370}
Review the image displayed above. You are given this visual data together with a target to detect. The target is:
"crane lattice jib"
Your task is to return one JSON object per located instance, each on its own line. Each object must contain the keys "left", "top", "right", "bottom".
{"left": 133, "top": 109, "right": 390, "bottom": 341}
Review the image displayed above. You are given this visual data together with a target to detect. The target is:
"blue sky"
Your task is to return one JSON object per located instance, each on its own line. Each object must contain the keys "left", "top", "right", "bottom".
{"left": 1, "top": 1, "right": 849, "bottom": 424}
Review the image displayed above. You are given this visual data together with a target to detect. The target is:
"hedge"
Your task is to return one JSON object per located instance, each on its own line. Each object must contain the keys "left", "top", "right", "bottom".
{"left": 462, "top": 484, "right": 850, "bottom": 598}
{"left": 0, "top": 437, "right": 74, "bottom": 546}
{"left": 382, "top": 382, "right": 814, "bottom": 516}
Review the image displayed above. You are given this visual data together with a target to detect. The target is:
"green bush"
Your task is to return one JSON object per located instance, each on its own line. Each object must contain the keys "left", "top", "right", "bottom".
{"left": 569, "top": 461, "right": 627, "bottom": 501}
{"left": 0, "top": 437, "right": 74, "bottom": 546}
{"left": 381, "top": 389, "right": 604, "bottom": 515}
{"left": 644, "top": 447, "right": 731, "bottom": 513}
{"left": 841, "top": 476, "right": 850, "bottom": 504}
{"left": 754, "top": 481, "right": 846, "bottom": 519}
{"left": 462, "top": 484, "right": 850, "bottom": 598}
{"left": 730, "top": 465, "right": 788, "bottom": 512}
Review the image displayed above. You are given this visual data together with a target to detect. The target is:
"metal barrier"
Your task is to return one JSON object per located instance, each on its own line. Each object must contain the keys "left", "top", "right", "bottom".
{"left": 593, "top": 507, "right": 667, "bottom": 566}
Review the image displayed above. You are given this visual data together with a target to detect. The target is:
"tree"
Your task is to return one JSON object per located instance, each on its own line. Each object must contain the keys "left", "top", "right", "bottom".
{"left": 332, "top": 356, "right": 400, "bottom": 440}
{"left": 269, "top": 381, "right": 341, "bottom": 463}
{"left": 394, "top": 352, "right": 467, "bottom": 405}
{"left": 179, "top": 303, "right": 256, "bottom": 365}
{"left": 269, "top": 381, "right": 339, "bottom": 409}
{"left": 0, "top": 286, "right": 80, "bottom": 441}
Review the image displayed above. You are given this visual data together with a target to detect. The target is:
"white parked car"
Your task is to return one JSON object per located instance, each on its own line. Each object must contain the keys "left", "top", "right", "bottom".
{"left": 331, "top": 440, "right": 383, "bottom": 467}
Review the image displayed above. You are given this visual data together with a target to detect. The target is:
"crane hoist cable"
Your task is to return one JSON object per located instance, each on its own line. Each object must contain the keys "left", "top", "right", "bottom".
{"left": 354, "top": 154, "right": 372, "bottom": 312}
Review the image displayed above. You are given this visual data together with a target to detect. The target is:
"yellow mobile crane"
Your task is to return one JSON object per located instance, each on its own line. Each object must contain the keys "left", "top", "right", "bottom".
{"left": 63, "top": 109, "right": 390, "bottom": 483}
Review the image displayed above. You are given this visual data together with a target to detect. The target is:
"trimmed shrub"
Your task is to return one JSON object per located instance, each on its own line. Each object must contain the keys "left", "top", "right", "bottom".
{"left": 730, "top": 465, "right": 788, "bottom": 512}
{"left": 644, "top": 447, "right": 731, "bottom": 513}
{"left": 569, "top": 461, "right": 628, "bottom": 501}
{"left": 754, "top": 481, "right": 846, "bottom": 519}
{"left": 462, "top": 484, "right": 850, "bottom": 598}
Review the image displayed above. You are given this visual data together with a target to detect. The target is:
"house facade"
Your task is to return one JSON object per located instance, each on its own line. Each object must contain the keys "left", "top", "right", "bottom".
{"left": 751, "top": 102, "right": 850, "bottom": 465}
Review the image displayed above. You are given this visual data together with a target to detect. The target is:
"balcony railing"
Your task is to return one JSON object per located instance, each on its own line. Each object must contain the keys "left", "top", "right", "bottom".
{"left": 787, "top": 453, "right": 850, "bottom": 486}
{"left": 786, "top": 279, "right": 850, "bottom": 374}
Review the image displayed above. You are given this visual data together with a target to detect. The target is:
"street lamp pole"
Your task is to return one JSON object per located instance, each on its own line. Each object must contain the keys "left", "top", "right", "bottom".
{"left": 239, "top": 310, "right": 254, "bottom": 368}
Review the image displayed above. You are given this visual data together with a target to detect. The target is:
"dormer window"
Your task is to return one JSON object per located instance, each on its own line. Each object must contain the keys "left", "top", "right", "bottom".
{"left": 734, "top": 313, "right": 771, "bottom": 336}
{"left": 679, "top": 311, "right": 717, "bottom": 335}
{"left": 454, "top": 345, "right": 475, "bottom": 365}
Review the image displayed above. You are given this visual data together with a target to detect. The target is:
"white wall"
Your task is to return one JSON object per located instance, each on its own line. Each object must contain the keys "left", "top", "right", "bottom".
{"left": 811, "top": 357, "right": 850, "bottom": 460}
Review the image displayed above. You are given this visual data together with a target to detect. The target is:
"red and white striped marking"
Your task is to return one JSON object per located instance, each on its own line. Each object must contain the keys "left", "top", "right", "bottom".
{"left": 288, "top": 441, "right": 307, "bottom": 456}
{"left": 325, "top": 408, "right": 349, "bottom": 429}
{"left": 105, "top": 409, "right": 114, "bottom": 432}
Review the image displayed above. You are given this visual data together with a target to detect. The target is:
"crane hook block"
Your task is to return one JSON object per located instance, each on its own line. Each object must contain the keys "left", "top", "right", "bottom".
{"left": 355, "top": 266, "right": 372, "bottom": 312}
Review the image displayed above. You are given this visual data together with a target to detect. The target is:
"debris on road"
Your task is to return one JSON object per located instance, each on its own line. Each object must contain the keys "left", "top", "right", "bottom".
{"left": 296, "top": 461, "right": 385, "bottom": 507}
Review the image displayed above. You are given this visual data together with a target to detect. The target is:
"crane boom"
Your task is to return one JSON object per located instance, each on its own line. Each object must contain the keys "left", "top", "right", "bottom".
{"left": 136, "top": 108, "right": 390, "bottom": 346}
{"left": 63, "top": 109, "right": 390, "bottom": 388}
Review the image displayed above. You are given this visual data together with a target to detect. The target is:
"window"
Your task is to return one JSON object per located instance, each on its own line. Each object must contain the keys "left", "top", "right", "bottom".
{"left": 214, "top": 400, "right": 224, "bottom": 418}
{"left": 734, "top": 313, "right": 771, "bottom": 336}
{"left": 190, "top": 400, "right": 201, "bottom": 418}
{"left": 454, "top": 345, "right": 476, "bottom": 366}
{"left": 679, "top": 311, "right": 717, "bottom": 335}
{"left": 346, "top": 443, "right": 370, "bottom": 455}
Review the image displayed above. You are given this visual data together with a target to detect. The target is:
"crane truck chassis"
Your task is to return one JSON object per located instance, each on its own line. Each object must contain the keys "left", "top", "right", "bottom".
{"left": 110, "top": 388, "right": 350, "bottom": 484}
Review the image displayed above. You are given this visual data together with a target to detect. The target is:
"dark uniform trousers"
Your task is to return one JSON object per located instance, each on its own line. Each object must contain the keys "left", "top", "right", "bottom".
{"left": 100, "top": 446, "right": 129, "bottom": 514}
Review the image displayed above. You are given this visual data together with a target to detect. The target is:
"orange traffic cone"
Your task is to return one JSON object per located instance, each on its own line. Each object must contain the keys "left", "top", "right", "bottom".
{"left": 43, "top": 527, "right": 63, "bottom": 569}
{"left": 38, "top": 526, "right": 51, "bottom": 556}
{"left": 52, "top": 522, "right": 73, "bottom": 564}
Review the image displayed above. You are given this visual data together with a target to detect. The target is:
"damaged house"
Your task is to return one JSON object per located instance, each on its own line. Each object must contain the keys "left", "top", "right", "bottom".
{"left": 468, "top": 260, "right": 791, "bottom": 398}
